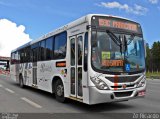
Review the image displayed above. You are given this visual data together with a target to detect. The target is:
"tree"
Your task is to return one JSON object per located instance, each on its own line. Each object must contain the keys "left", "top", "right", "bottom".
{"left": 146, "top": 43, "right": 151, "bottom": 72}
{"left": 151, "top": 41, "right": 160, "bottom": 72}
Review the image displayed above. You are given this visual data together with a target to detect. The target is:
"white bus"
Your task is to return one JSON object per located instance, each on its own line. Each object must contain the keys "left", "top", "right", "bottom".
{"left": 10, "top": 14, "right": 146, "bottom": 104}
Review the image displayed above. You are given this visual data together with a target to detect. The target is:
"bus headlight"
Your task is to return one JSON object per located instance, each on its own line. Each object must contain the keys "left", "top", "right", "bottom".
{"left": 90, "top": 76, "right": 109, "bottom": 90}
{"left": 136, "top": 76, "right": 146, "bottom": 88}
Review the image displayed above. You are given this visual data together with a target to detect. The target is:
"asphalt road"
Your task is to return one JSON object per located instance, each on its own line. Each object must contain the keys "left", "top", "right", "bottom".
{"left": 0, "top": 74, "right": 160, "bottom": 114}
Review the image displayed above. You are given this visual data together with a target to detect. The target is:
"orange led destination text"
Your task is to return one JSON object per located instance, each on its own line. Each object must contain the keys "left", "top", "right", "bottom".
{"left": 56, "top": 62, "right": 66, "bottom": 67}
{"left": 102, "top": 60, "right": 124, "bottom": 67}
{"left": 99, "top": 19, "right": 110, "bottom": 27}
{"left": 98, "top": 19, "right": 138, "bottom": 31}
{"left": 113, "top": 21, "right": 137, "bottom": 31}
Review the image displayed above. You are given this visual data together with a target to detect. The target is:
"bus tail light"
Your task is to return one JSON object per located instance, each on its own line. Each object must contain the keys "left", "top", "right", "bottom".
{"left": 90, "top": 76, "right": 110, "bottom": 90}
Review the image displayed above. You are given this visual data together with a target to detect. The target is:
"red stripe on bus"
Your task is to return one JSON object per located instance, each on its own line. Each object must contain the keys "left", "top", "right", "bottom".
{"left": 114, "top": 75, "right": 118, "bottom": 90}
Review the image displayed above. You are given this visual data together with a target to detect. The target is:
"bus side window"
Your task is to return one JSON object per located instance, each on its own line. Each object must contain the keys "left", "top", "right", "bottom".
{"left": 11, "top": 52, "right": 15, "bottom": 64}
{"left": 46, "top": 37, "right": 53, "bottom": 60}
{"left": 20, "top": 50, "right": 25, "bottom": 63}
{"left": 31, "top": 43, "right": 39, "bottom": 62}
{"left": 26, "top": 46, "right": 31, "bottom": 62}
{"left": 40, "top": 40, "right": 46, "bottom": 61}
{"left": 53, "top": 32, "right": 67, "bottom": 59}
{"left": 84, "top": 32, "right": 88, "bottom": 72}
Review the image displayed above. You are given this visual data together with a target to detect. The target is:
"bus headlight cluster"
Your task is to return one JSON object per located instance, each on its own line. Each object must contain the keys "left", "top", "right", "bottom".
{"left": 90, "top": 76, "right": 109, "bottom": 90}
{"left": 136, "top": 76, "right": 146, "bottom": 88}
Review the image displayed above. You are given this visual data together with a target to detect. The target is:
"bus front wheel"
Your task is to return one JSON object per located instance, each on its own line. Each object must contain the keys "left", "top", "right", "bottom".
{"left": 55, "top": 79, "right": 65, "bottom": 102}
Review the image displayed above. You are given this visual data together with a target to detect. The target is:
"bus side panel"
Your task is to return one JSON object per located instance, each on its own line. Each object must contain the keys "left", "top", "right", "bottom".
{"left": 23, "top": 63, "right": 33, "bottom": 86}
{"left": 10, "top": 62, "right": 33, "bottom": 87}
{"left": 10, "top": 64, "right": 17, "bottom": 82}
{"left": 36, "top": 60, "right": 68, "bottom": 93}
{"left": 37, "top": 61, "right": 53, "bottom": 92}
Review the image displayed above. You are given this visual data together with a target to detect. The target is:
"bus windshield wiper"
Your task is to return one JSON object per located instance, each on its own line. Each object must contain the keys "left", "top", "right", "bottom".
{"left": 106, "top": 30, "right": 122, "bottom": 54}
{"left": 127, "top": 34, "right": 135, "bottom": 45}
{"left": 124, "top": 34, "right": 135, "bottom": 52}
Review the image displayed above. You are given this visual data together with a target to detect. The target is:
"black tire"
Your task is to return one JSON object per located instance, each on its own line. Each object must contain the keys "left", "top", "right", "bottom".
{"left": 55, "top": 79, "right": 65, "bottom": 102}
{"left": 19, "top": 75, "right": 24, "bottom": 88}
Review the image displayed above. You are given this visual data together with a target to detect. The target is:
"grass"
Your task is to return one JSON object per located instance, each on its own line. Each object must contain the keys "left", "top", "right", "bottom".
{"left": 146, "top": 72, "right": 160, "bottom": 79}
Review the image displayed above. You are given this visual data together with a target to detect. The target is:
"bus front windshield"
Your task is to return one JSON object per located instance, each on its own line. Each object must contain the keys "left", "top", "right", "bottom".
{"left": 91, "top": 31, "right": 145, "bottom": 73}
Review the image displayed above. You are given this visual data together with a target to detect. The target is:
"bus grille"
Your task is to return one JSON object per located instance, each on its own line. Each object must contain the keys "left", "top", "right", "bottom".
{"left": 114, "top": 91, "right": 133, "bottom": 97}
{"left": 106, "top": 76, "right": 140, "bottom": 83}
{"left": 111, "top": 84, "right": 135, "bottom": 89}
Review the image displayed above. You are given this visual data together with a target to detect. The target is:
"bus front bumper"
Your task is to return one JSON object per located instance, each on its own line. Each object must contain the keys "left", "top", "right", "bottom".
{"left": 88, "top": 85, "right": 146, "bottom": 105}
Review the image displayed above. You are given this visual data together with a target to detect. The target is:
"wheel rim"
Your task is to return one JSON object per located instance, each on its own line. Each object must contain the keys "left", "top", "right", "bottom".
{"left": 56, "top": 85, "right": 64, "bottom": 97}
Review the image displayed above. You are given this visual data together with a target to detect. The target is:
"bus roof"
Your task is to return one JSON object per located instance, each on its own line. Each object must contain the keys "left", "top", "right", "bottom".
{"left": 11, "top": 14, "right": 138, "bottom": 53}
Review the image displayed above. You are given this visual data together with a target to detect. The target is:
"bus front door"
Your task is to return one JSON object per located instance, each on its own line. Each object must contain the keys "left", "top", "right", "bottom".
{"left": 70, "top": 34, "right": 84, "bottom": 99}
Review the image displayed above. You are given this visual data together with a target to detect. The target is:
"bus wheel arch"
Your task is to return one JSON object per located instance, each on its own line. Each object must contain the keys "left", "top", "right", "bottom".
{"left": 52, "top": 76, "right": 65, "bottom": 102}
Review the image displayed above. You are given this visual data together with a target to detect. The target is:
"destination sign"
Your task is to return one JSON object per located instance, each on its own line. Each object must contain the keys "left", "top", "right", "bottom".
{"left": 99, "top": 19, "right": 138, "bottom": 32}
{"left": 91, "top": 16, "right": 142, "bottom": 33}
{"left": 102, "top": 60, "right": 124, "bottom": 67}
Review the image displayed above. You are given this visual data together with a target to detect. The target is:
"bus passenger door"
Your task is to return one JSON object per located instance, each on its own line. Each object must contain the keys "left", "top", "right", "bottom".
{"left": 31, "top": 46, "right": 38, "bottom": 86}
{"left": 70, "top": 34, "right": 84, "bottom": 99}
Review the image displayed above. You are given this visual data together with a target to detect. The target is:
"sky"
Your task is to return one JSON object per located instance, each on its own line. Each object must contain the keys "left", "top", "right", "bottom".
{"left": 0, "top": 0, "right": 160, "bottom": 56}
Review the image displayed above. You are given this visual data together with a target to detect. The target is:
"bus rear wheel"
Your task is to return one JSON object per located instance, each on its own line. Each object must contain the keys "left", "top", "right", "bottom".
{"left": 55, "top": 80, "right": 65, "bottom": 102}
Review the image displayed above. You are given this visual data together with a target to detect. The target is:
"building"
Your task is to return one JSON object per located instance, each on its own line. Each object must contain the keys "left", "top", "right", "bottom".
{"left": 0, "top": 56, "right": 10, "bottom": 71}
